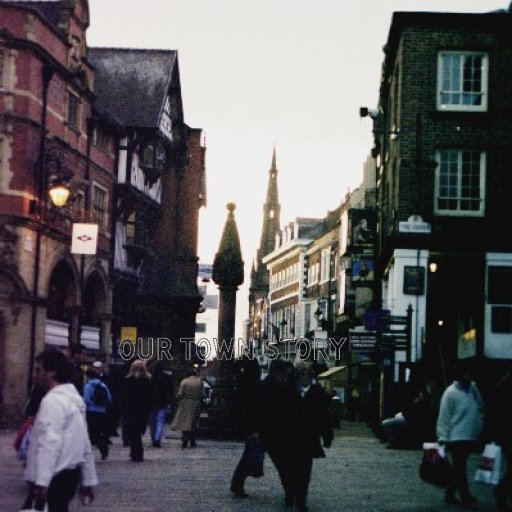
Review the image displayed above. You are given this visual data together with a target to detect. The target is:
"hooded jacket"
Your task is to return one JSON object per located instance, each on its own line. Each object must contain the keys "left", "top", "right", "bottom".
{"left": 24, "top": 383, "right": 98, "bottom": 487}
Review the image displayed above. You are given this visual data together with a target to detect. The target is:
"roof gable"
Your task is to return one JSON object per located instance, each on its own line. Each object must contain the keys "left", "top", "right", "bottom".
{"left": 88, "top": 48, "right": 178, "bottom": 128}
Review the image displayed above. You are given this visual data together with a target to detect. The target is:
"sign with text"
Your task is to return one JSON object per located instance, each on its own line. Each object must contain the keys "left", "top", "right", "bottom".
{"left": 349, "top": 331, "right": 377, "bottom": 353}
{"left": 398, "top": 215, "right": 431, "bottom": 234}
{"left": 120, "top": 326, "right": 137, "bottom": 344}
{"left": 71, "top": 223, "right": 98, "bottom": 254}
{"left": 403, "top": 266, "right": 425, "bottom": 295}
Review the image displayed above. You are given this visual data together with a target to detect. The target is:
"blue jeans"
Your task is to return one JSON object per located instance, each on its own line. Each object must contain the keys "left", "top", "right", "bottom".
{"left": 150, "top": 407, "right": 168, "bottom": 443}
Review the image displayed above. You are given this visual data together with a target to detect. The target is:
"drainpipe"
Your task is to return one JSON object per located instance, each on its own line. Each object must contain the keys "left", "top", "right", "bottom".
{"left": 28, "top": 64, "right": 54, "bottom": 393}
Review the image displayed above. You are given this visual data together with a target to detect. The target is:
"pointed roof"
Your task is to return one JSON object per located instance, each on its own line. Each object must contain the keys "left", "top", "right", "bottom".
{"left": 212, "top": 203, "right": 244, "bottom": 288}
{"left": 265, "top": 147, "right": 279, "bottom": 205}
{"left": 88, "top": 47, "right": 178, "bottom": 127}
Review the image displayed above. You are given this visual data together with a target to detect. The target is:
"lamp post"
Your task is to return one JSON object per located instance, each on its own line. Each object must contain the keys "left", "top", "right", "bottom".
{"left": 28, "top": 95, "right": 76, "bottom": 393}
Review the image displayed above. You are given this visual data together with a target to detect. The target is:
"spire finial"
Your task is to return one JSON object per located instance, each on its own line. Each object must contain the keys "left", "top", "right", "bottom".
{"left": 271, "top": 145, "right": 277, "bottom": 170}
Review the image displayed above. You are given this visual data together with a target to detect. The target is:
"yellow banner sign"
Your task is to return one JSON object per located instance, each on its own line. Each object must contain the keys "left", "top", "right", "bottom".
{"left": 120, "top": 326, "right": 137, "bottom": 344}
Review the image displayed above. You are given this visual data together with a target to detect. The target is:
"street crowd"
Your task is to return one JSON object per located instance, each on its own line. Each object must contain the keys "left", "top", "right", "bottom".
{"left": 10, "top": 345, "right": 512, "bottom": 512}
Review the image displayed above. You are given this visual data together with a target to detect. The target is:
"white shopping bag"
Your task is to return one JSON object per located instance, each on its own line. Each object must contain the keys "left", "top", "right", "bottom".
{"left": 475, "top": 442, "right": 502, "bottom": 485}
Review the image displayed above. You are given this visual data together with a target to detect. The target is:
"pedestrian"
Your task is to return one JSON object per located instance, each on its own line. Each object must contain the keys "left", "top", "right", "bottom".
{"left": 230, "top": 356, "right": 262, "bottom": 497}
{"left": 171, "top": 365, "right": 204, "bottom": 448}
{"left": 347, "top": 385, "right": 360, "bottom": 422}
{"left": 22, "top": 350, "right": 97, "bottom": 512}
{"left": 437, "top": 364, "right": 485, "bottom": 508}
{"left": 121, "top": 359, "right": 154, "bottom": 462}
{"left": 149, "top": 361, "right": 174, "bottom": 448}
{"left": 84, "top": 368, "right": 112, "bottom": 460}
{"left": 258, "top": 360, "right": 333, "bottom": 512}
{"left": 492, "top": 366, "right": 512, "bottom": 511}
{"left": 91, "top": 361, "right": 119, "bottom": 441}
{"left": 69, "top": 343, "right": 87, "bottom": 395}
{"left": 381, "top": 389, "right": 434, "bottom": 449}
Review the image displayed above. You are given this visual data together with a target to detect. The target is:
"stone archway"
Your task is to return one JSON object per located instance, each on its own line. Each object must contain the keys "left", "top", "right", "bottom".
{"left": 45, "top": 260, "right": 79, "bottom": 348}
{"left": 82, "top": 270, "right": 108, "bottom": 352}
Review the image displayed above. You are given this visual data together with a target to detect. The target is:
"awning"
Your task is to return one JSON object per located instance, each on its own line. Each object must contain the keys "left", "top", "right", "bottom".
{"left": 317, "top": 365, "right": 347, "bottom": 378}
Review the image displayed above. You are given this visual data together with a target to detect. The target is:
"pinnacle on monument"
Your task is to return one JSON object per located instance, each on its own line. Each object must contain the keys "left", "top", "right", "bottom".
{"left": 212, "top": 203, "right": 244, "bottom": 288}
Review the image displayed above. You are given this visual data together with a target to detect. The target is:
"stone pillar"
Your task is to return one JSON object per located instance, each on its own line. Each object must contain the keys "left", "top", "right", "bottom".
{"left": 209, "top": 203, "right": 244, "bottom": 437}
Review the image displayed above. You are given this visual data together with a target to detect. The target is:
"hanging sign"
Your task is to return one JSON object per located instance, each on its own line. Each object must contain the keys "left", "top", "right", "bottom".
{"left": 71, "top": 223, "right": 98, "bottom": 254}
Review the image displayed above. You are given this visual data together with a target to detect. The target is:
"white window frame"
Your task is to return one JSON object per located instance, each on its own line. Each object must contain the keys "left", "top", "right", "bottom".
{"left": 434, "top": 149, "right": 486, "bottom": 217}
{"left": 437, "top": 51, "right": 488, "bottom": 112}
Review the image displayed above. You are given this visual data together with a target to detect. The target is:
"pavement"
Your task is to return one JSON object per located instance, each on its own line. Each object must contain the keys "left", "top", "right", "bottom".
{"left": 0, "top": 421, "right": 501, "bottom": 512}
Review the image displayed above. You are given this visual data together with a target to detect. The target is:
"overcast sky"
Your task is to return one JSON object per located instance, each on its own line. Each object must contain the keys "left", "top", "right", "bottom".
{"left": 87, "top": 0, "right": 505, "bottom": 337}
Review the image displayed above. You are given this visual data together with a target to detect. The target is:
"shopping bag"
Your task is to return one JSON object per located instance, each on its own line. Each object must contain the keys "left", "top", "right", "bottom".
{"left": 475, "top": 442, "right": 502, "bottom": 485}
{"left": 242, "top": 437, "right": 265, "bottom": 478}
{"left": 13, "top": 418, "right": 34, "bottom": 462}
{"left": 13, "top": 418, "right": 34, "bottom": 452}
{"left": 419, "top": 442, "right": 451, "bottom": 487}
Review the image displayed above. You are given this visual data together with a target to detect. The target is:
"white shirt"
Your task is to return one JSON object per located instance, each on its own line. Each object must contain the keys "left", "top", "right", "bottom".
{"left": 24, "top": 383, "right": 98, "bottom": 487}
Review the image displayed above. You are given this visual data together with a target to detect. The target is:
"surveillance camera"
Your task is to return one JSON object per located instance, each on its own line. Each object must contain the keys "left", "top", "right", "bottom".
{"left": 359, "top": 107, "right": 380, "bottom": 119}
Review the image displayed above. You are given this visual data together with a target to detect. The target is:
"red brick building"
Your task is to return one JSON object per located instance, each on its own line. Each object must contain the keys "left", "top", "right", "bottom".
{"left": 0, "top": 0, "right": 117, "bottom": 426}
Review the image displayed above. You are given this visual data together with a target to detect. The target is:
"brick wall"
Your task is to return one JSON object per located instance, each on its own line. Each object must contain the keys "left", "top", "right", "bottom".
{"left": 380, "top": 15, "right": 512, "bottom": 253}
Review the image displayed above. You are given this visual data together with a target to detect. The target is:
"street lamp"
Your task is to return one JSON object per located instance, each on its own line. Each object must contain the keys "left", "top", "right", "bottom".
{"left": 48, "top": 183, "right": 72, "bottom": 208}
{"left": 45, "top": 148, "right": 74, "bottom": 209}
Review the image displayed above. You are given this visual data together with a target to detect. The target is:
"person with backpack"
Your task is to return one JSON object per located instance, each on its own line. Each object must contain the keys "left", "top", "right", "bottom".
{"left": 84, "top": 369, "right": 112, "bottom": 460}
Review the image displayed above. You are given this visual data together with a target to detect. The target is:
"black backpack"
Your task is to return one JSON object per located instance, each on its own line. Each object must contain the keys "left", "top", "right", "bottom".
{"left": 92, "top": 383, "right": 109, "bottom": 407}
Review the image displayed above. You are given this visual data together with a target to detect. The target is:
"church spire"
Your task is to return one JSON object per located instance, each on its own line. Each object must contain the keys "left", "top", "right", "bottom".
{"left": 263, "top": 146, "right": 280, "bottom": 225}
{"left": 250, "top": 147, "right": 281, "bottom": 294}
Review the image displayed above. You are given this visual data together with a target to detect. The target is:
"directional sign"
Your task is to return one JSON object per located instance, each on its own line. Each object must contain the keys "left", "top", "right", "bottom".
{"left": 349, "top": 332, "right": 377, "bottom": 353}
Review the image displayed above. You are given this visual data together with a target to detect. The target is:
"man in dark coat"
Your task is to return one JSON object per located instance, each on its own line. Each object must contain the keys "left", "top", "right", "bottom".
{"left": 258, "top": 360, "right": 333, "bottom": 512}
{"left": 69, "top": 344, "right": 87, "bottom": 395}
{"left": 149, "top": 362, "right": 174, "bottom": 448}
{"left": 230, "top": 356, "right": 262, "bottom": 497}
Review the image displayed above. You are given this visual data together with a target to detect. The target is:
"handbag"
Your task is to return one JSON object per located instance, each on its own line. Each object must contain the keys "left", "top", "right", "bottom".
{"left": 419, "top": 442, "right": 451, "bottom": 487}
{"left": 242, "top": 437, "right": 265, "bottom": 478}
{"left": 475, "top": 442, "right": 502, "bottom": 485}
